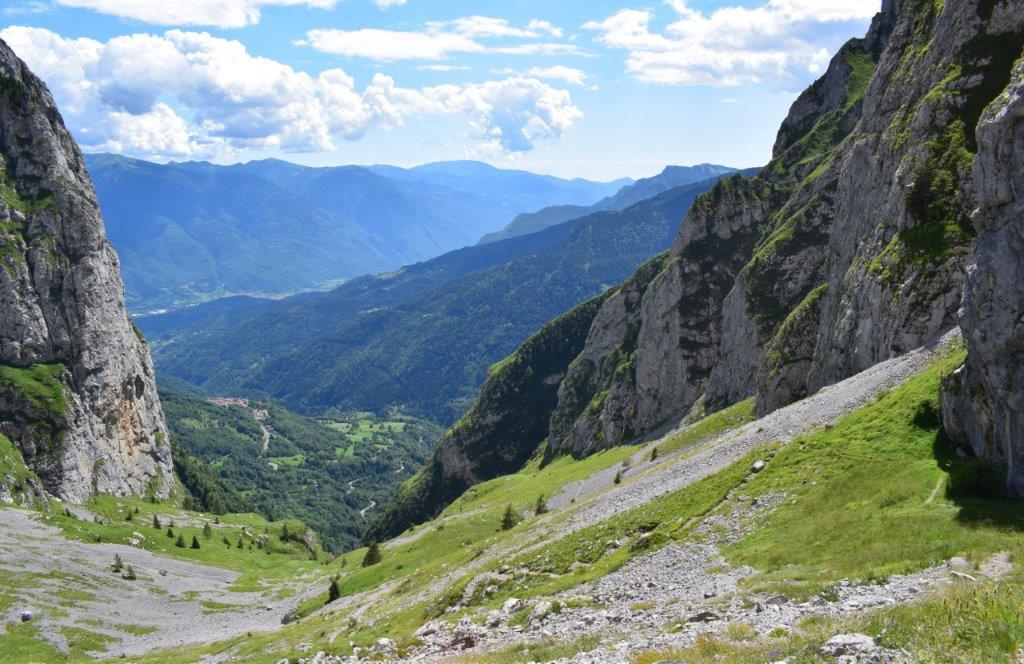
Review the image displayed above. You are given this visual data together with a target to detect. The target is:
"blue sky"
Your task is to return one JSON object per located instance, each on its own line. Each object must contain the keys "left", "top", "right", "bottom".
{"left": 0, "top": 0, "right": 879, "bottom": 180}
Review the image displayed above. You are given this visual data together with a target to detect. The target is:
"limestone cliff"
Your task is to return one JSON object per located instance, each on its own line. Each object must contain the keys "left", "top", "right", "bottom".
{"left": 0, "top": 39, "right": 172, "bottom": 502}
{"left": 942, "top": 56, "right": 1024, "bottom": 495}
{"left": 545, "top": 0, "right": 1023, "bottom": 457}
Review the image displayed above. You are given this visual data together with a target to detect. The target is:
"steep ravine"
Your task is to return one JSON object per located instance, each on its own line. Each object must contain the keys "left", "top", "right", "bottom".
{"left": 0, "top": 39, "right": 171, "bottom": 502}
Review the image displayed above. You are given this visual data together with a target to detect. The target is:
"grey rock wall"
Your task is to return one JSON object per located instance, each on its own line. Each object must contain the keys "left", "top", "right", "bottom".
{"left": 0, "top": 39, "right": 172, "bottom": 502}
{"left": 943, "top": 56, "right": 1024, "bottom": 495}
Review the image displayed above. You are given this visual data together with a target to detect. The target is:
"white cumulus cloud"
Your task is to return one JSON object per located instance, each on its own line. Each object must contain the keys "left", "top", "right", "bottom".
{"left": 299, "top": 15, "right": 579, "bottom": 61}
{"left": 53, "top": 0, "right": 343, "bottom": 28}
{"left": 585, "top": 0, "right": 878, "bottom": 88}
{"left": 526, "top": 65, "right": 588, "bottom": 87}
{"left": 1, "top": 25, "right": 582, "bottom": 158}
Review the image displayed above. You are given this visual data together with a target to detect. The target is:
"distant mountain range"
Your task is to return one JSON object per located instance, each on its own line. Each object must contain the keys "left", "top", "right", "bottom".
{"left": 87, "top": 155, "right": 631, "bottom": 311}
{"left": 477, "top": 163, "right": 736, "bottom": 244}
{"left": 141, "top": 169, "right": 749, "bottom": 423}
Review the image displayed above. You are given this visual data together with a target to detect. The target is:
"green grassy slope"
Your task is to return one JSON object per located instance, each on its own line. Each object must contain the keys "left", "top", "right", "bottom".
{"left": 114, "top": 341, "right": 1024, "bottom": 664}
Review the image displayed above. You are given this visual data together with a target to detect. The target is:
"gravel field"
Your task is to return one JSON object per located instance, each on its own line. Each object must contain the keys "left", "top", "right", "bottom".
{"left": 0, "top": 508, "right": 293, "bottom": 657}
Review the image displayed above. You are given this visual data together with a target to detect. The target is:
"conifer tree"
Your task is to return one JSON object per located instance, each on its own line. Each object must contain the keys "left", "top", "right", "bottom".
{"left": 328, "top": 578, "right": 340, "bottom": 603}
{"left": 281, "top": 523, "right": 290, "bottom": 542}
{"left": 191, "top": 535, "right": 201, "bottom": 549}
{"left": 534, "top": 495, "right": 549, "bottom": 515}
{"left": 167, "top": 526, "right": 175, "bottom": 538}
{"left": 203, "top": 521, "right": 213, "bottom": 539}
{"left": 175, "top": 534, "right": 185, "bottom": 548}
{"left": 112, "top": 554, "right": 123, "bottom": 573}
{"left": 362, "top": 541, "right": 382, "bottom": 567}
{"left": 124, "top": 565, "right": 137, "bottom": 581}
{"left": 501, "top": 505, "right": 519, "bottom": 530}
{"left": 650, "top": 446, "right": 659, "bottom": 462}
{"left": 614, "top": 470, "right": 623, "bottom": 485}
{"left": 152, "top": 514, "right": 160, "bottom": 529}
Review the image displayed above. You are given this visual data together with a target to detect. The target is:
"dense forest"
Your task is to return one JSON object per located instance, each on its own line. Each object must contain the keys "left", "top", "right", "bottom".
{"left": 161, "top": 390, "right": 441, "bottom": 551}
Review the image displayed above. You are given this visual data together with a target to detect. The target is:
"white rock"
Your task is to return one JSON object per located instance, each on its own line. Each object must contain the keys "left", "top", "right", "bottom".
{"left": 820, "top": 633, "right": 877, "bottom": 657}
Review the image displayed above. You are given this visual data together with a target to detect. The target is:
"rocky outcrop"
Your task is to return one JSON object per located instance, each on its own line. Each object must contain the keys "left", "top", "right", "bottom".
{"left": 544, "top": 0, "right": 1024, "bottom": 457}
{"left": 942, "top": 57, "right": 1024, "bottom": 496}
{"left": 0, "top": 39, "right": 172, "bottom": 502}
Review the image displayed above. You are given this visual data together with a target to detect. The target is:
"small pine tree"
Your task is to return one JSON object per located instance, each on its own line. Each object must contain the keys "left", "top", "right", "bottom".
{"left": 327, "top": 578, "right": 340, "bottom": 603}
{"left": 362, "top": 541, "right": 382, "bottom": 567}
{"left": 237, "top": 536, "right": 244, "bottom": 549}
{"left": 64, "top": 507, "right": 73, "bottom": 518}
{"left": 340, "top": 557, "right": 348, "bottom": 568}
{"left": 534, "top": 495, "right": 549, "bottom": 515}
{"left": 614, "top": 470, "right": 623, "bottom": 485}
{"left": 166, "top": 526, "right": 175, "bottom": 538}
{"left": 112, "top": 553, "right": 123, "bottom": 573}
{"left": 191, "top": 535, "right": 201, "bottom": 549}
{"left": 175, "top": 534, "right": 186, "bottom": 548}
{"left": 125, "top": 510, "right": 133, "bottom": 522}
{"left": 280, "top": 523, "right": 290, "bottom": 542}
{"left": 152, "top": 514, "right": 161, "bottom": 529}
{"left": 500, "top": 505, "right": 519, "bottom": 531}
{"left": 222, "top": 536, "right": 231, "bottom": 547}
{"left": 124, "top": 565, "right": 137, "bottom": 581}
{"left": 213, "top": 516, "right": 220, "bottom": 524}
{"left": 650, "top": 446, "right": 659, "bottom": 462}
{"left": 203, "top": 522, "right": 212, "bottom": 539}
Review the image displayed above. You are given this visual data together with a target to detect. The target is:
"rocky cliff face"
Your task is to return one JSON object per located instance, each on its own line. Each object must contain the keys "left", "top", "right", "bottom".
{"left": 942, "top": 56, "right": 1024, "bottom": 496}
{"left": 375, "top": 0, "right": 1023, "bottom": 533}
{"left": 0, "top": 40, "right": 172, "bottom": 502}
{"left": 545, "top": 0, "right": 1023, "bottom": 457}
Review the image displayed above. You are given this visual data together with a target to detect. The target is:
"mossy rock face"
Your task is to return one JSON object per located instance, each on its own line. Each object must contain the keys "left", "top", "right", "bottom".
{"left": 755, "top": 285, "right": 829, "bottom": 415}
{"left": 0, "top": 363, "right": 70, "bottom": 485}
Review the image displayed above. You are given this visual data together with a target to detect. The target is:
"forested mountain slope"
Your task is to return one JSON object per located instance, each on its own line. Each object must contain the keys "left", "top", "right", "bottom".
{"left": 478, "top": 163, "right": 736, "bottom": 244}
{"left": 145, "top": 175, "right": 737, "bottom": 422}
{"left": 161, "top": 391, "right": 440, "bottom": 551}
{"left": 88, "top": 155, "right": 627, "bottom": 311}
